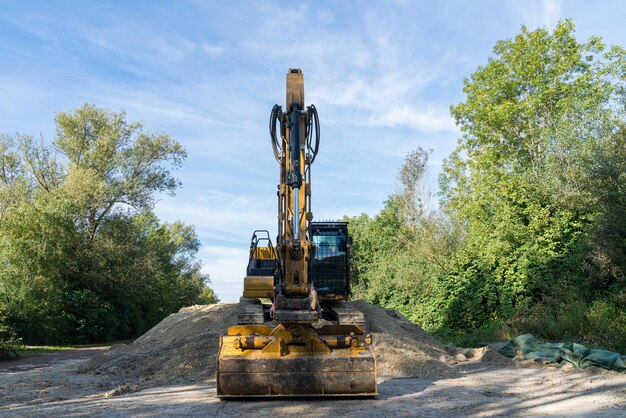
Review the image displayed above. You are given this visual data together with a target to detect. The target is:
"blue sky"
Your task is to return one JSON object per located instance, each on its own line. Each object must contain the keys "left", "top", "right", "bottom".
{"left": 2, "top": 1, "right": 625, "bottom": 301}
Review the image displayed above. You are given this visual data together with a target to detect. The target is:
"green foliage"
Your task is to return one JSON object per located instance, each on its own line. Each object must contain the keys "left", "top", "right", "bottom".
{"left": 346, "top": 152, "right": 460, "bottom": 333}
{"left": 0, "top": 306, "right": 21, "bottom": 360}
{"left": 438, "top": 20, "right": 626, "bottom": 350}
{"left": 349, "top": 21, "right": 626, "bottom": 353}
{"left": 0, "top": 104, "right": 217, "bottom": 345}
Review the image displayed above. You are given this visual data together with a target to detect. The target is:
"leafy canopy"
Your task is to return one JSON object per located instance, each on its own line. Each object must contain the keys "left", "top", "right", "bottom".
{"left": 0, "top": 104, "right": 216, "bottom": 345}
{"left": 348, "top": 21, "right": 626, "bottom": 351}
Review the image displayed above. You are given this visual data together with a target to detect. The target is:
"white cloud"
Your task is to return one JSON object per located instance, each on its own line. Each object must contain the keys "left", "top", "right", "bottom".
{"left": 202, "top": 42, "right": 223, "bottom": 56}
{"left": 367, "top": 105, "right": 456, "bottom": 132}
{"left": 154, "top": 191, "right": 276, "bottom": 245}
{"left": 82, "top": 24, "right": 200, "bottom": 64}
{"left": 310, "top": 70, "right": 456, "bottom": 132}
{"left": 517, "top": 0, "right": 563, "bottom": 29}
{"left": 100, "top": 92, "right": 220, "bottom": 125}
{"left": 0, "top": 77, "right": 49, "bottom": 118}
{"left": 542, "top": 0, "right": 563, "bottom": 28}
{"left": 155, "top": 192, "right": 276, "bottom": 302}
{"left": 235, "top": 4, "right": 458, "bottom": 133}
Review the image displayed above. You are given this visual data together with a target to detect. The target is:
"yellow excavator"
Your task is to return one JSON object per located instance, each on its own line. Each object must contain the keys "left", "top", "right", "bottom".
{"left": 216, "top": 69, "right": 377, "bottom": 397}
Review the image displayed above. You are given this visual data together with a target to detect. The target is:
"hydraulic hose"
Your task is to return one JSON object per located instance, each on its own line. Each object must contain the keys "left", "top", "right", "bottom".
{"left": 269, "top": 104, "right": 283, "bottom": 162}
{"left": 306, "top": 104, "right": 320, "bottom": 164}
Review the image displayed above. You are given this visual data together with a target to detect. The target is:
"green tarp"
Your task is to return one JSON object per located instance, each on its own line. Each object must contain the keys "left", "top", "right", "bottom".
{"left": 497, "top": 334, "right": 626, "bottom": 372}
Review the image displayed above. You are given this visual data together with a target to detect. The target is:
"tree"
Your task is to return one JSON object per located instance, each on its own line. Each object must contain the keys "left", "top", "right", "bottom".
{"left": 0, "top": 104, "right": 216, "bottom": 345}
{"left": 53, "top": 104, "right": 185, "bottom": 241}
{"left": 395, "top": 147, "right": 431, "bottom": 226}
{"left": 346, "top": 148, "right": 460, "bottom": 331}
{"left": 439, "top": 20, "right": 626, "bottom": 346}
{"left": 344, "top": 21, "right": 626, "bottom": 351}
{"left": 0, "top": 136, "right": 29, "bottom": 222}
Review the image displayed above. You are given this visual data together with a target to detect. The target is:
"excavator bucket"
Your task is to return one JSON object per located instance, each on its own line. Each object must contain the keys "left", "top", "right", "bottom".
{"left": 216, "top": 323, "right": 377, "bottom": 397}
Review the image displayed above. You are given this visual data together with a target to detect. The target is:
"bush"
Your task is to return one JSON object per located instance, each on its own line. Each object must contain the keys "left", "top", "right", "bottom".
{"left": 0, "top": 309, "right": 21, "bottom": 360}
{"left": 585, "top": 295, "right": 626, "bottom": 353}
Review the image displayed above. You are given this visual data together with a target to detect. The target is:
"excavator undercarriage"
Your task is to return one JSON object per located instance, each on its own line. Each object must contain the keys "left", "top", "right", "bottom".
{"left": 216, "top": 69, "right": 377, "bottom": 397}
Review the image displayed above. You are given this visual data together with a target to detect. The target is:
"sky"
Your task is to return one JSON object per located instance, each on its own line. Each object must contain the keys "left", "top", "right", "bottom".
{"left": 2, "top": 0, "right": 625, "bottom": 302}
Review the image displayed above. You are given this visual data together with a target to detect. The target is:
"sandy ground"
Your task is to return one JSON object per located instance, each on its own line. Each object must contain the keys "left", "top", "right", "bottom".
{"left": 1, "top": 348, "right": 625, "bottom": 417}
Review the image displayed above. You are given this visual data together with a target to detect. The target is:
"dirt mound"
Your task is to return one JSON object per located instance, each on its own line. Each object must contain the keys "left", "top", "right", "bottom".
{"left": 79, "top": 301, "right": 461, "bottom": 385}
{"left": 452, "top": 343, "right": 512, "bottom": 365}
{"left": 350, "top": 300, "right": 457, "bottom": 377}
{"left": 78, "top": 303, "right": 237, "bottom": 385}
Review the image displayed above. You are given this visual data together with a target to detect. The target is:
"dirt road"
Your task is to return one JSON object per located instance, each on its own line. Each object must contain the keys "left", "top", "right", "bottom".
{"left": 2, "top": 347, "right": 625, "bottom": 417}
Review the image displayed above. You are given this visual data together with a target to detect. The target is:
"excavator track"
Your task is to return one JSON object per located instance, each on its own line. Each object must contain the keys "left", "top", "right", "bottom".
{"left": 237, "top": 298, "right": 265, "bottom": 325}
{"left": 327, "top": 300, "right": 366, "bottom": 328}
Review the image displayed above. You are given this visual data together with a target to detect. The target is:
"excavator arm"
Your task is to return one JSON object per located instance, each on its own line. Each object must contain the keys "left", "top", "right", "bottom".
{"left": 273, "top": 69, "right": 319, "bottom": 322}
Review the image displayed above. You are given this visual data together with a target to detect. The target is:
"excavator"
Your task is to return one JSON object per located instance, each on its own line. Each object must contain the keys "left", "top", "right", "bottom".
{"left": 216, "top": 69, "right": 377, "bottom": 397}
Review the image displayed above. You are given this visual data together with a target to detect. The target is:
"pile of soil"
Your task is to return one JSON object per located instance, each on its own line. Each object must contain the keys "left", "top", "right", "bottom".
{"left": 350, "top": 300, "right": 457, "bottom": 377}
{"left": 78, "top": 304, "right": 237, "bottom": 385}
{"left": 79, "top": 300, "right": 485, "bottom": 385}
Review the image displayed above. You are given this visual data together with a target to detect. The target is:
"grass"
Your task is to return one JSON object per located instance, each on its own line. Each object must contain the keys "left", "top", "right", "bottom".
{"left": 17, "top": 345, "right": 74, "bottom": 354}
{"left": 12, "top": 339, "right": 133, "bottom": 359}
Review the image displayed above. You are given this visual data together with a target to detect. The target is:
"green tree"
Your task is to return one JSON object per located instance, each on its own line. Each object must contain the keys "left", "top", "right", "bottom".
{"left": 395, "top": 147, "right": 431, "bottom": 226}
{"left": 0, "top": 136, "right": 29, "bottom": 222}
{"left": 54, "top": 104, "right": 184, "bottom": 241}
{"left": 439, "top": 20, "right": 626, "bottom": 348}
{"left": 347, "top": 21, "right": 626, "bottom": 351}
{"left": 0, "top": 104, "right": 216, "bottom": 345}
{"left": 347, "top": 149, "right": 460, "bottom": 331}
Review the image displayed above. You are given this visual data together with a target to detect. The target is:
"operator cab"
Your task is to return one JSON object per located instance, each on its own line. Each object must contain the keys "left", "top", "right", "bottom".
{"left": 310, "top": 221, "right": 350, "bottom": 300}
{"left": 242, "top": 230, "right": 276, "bottom": 299}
